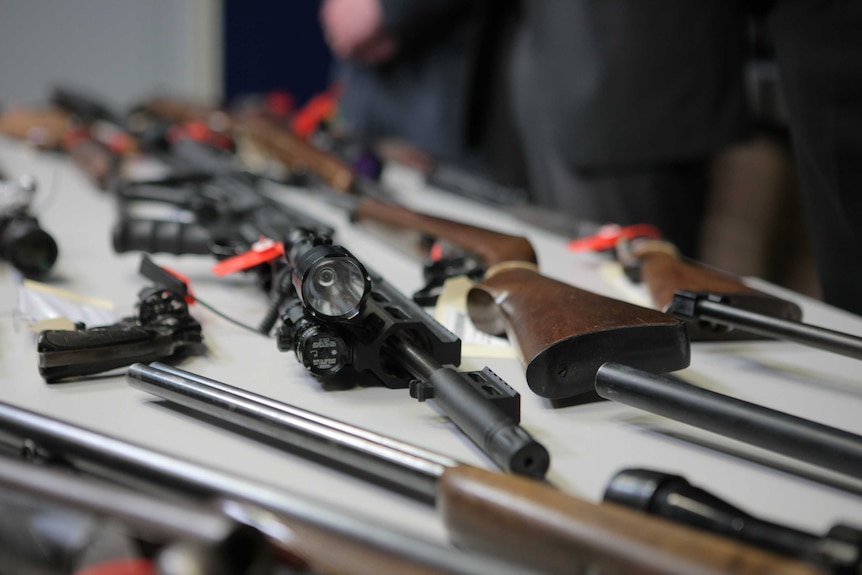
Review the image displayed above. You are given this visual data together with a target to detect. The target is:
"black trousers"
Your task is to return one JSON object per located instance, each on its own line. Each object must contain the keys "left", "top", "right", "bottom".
{"left": 768, "top": 0, "right": 862, "bottom": 315}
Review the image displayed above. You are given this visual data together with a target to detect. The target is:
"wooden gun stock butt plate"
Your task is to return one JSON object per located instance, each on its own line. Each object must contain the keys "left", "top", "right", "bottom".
{"left": 525, "top": 322, "right": 690, "bottom": 399}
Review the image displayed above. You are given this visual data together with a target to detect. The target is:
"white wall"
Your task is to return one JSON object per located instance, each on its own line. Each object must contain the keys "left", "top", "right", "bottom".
{"left": 0, "top": 0, "right": 222, "bottom": 110}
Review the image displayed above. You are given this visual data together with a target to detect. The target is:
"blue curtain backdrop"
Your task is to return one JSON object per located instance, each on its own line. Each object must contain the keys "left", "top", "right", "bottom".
{"left": 224, "top": 1, "right": 333, "bottom": 106}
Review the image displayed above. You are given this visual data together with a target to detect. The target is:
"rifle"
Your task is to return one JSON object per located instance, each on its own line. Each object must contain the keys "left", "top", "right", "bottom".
{"left": 603, "top": 467, "right": 862, "bottom": 574}
{"left": 339, "top": 195, "right": 688, "bottom": 400}
{"left": 0, "top": 400, "right": 534, "bottom": 575}
{"left": 268, "top": 228, "right": 548, "bottom": 477}
{"left": 618, "top": 237, "right": 862, "bottom": 358}
{"left": 0, "top": 88, "right": 140, "bottom": 191}
{"left": 0, "top": 171, "right": 58, "bottom": 277}
{"left": 126, "top": 361, "right": 828, "bottom": 575}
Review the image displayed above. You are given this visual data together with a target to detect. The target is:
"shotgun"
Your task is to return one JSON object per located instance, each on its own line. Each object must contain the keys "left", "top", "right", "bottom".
{"left": 618, "top": 237, "right": 862, "bottom": 358}
{"left": 126, "top": 361, "right": 827, "bottom": 575}
{"left": 0, "top": 400, "right": 533, "bottom": 575}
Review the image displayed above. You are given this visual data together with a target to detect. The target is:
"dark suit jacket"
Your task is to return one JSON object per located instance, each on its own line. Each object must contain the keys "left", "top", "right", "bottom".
{"left": 334, "top": 0, "right": 486, "bottom": 164}
{"left": 517, "top": 1, "right": 751, "bottom": 171}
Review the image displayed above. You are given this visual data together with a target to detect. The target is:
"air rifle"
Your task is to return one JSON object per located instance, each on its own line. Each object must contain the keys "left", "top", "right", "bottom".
{"left": 617, "top": 237, "right": 862, "bottom": 358}
{"left": 0, "top": 400, "right": 532, "bottom": 575}
{"left": 126, "top": 361, "right": 828, "bottom": 575}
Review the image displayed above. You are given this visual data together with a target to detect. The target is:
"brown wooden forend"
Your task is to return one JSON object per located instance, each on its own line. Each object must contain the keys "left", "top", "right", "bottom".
{"left": 438, "top": 464, "right": 827, "bottom": 575}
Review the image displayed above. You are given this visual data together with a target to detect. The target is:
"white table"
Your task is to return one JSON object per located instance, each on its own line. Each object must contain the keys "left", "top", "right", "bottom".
{"left": 3, "top": 135, "right": 862, "bottom": 563}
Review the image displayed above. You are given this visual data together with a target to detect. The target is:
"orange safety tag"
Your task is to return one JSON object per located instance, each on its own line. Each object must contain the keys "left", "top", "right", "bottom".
{"left": 212, "top": 237, "right": 285, "bottom": 276}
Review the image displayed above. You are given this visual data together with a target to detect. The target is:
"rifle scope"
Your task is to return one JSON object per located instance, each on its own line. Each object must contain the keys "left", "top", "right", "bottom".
{"left": 0, "top": 175, "right": 58, "bottom": 277}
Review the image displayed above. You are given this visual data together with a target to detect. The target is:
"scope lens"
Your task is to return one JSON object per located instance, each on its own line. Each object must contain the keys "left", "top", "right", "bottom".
{"left": 302, "top": 257, "right": 369, "bottom": 320}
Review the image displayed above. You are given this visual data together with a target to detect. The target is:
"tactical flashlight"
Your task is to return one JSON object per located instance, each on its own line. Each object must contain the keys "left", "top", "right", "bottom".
{"left": 286, "top": 229, "right": 371, "bottom": 322}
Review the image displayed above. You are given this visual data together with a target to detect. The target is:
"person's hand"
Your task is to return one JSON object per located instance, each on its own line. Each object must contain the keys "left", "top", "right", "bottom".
{"left": 320, "top": 0, "right": 398, "bottom": 64}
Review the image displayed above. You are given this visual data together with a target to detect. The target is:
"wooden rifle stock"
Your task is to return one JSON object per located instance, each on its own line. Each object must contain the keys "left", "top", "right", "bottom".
{"left": 0, "top": 106, "right": 71, "bottom": 149}
{"left": 240, "top": 115, "right": 356, "bottom": 193}
{"left": 623, "top": 239, "right": 804, "bottom": 340}
{"left": 353, "top": 196, "right": 537, "bottom": 267}
{"left": 439, "top": 464, "right": 825, "bottom": 575}
{"left": 467, "top": 266, "right": 690, "bottom": 399}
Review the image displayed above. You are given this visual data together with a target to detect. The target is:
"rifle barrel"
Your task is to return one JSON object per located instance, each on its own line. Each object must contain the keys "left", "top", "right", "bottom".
{"left": 595, "top": 362, "right": 862, "bottom": 479}
{"left": 128, "top": 361, "right": 451, "bottom": 502}
{"left": 694, "top": 297, "right": 862, "bottom": 360}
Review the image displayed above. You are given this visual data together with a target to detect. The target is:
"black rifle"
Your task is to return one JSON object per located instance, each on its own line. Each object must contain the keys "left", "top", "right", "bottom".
{"left": 273, "top": 228, "right": 548, "bottom": 477}
{"left": 0, "top": 172, "right": 58, "bottom": 277}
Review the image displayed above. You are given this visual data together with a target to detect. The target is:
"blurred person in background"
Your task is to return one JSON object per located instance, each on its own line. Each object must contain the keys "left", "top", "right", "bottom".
{"left": 507, "top": 1, "right": 752, "bottom": 259}
{"left": 763, "top": 1, "right": 862, "bottom": 315}
{"left": 319, "top": 0, "right": 491, "bottom": 169}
